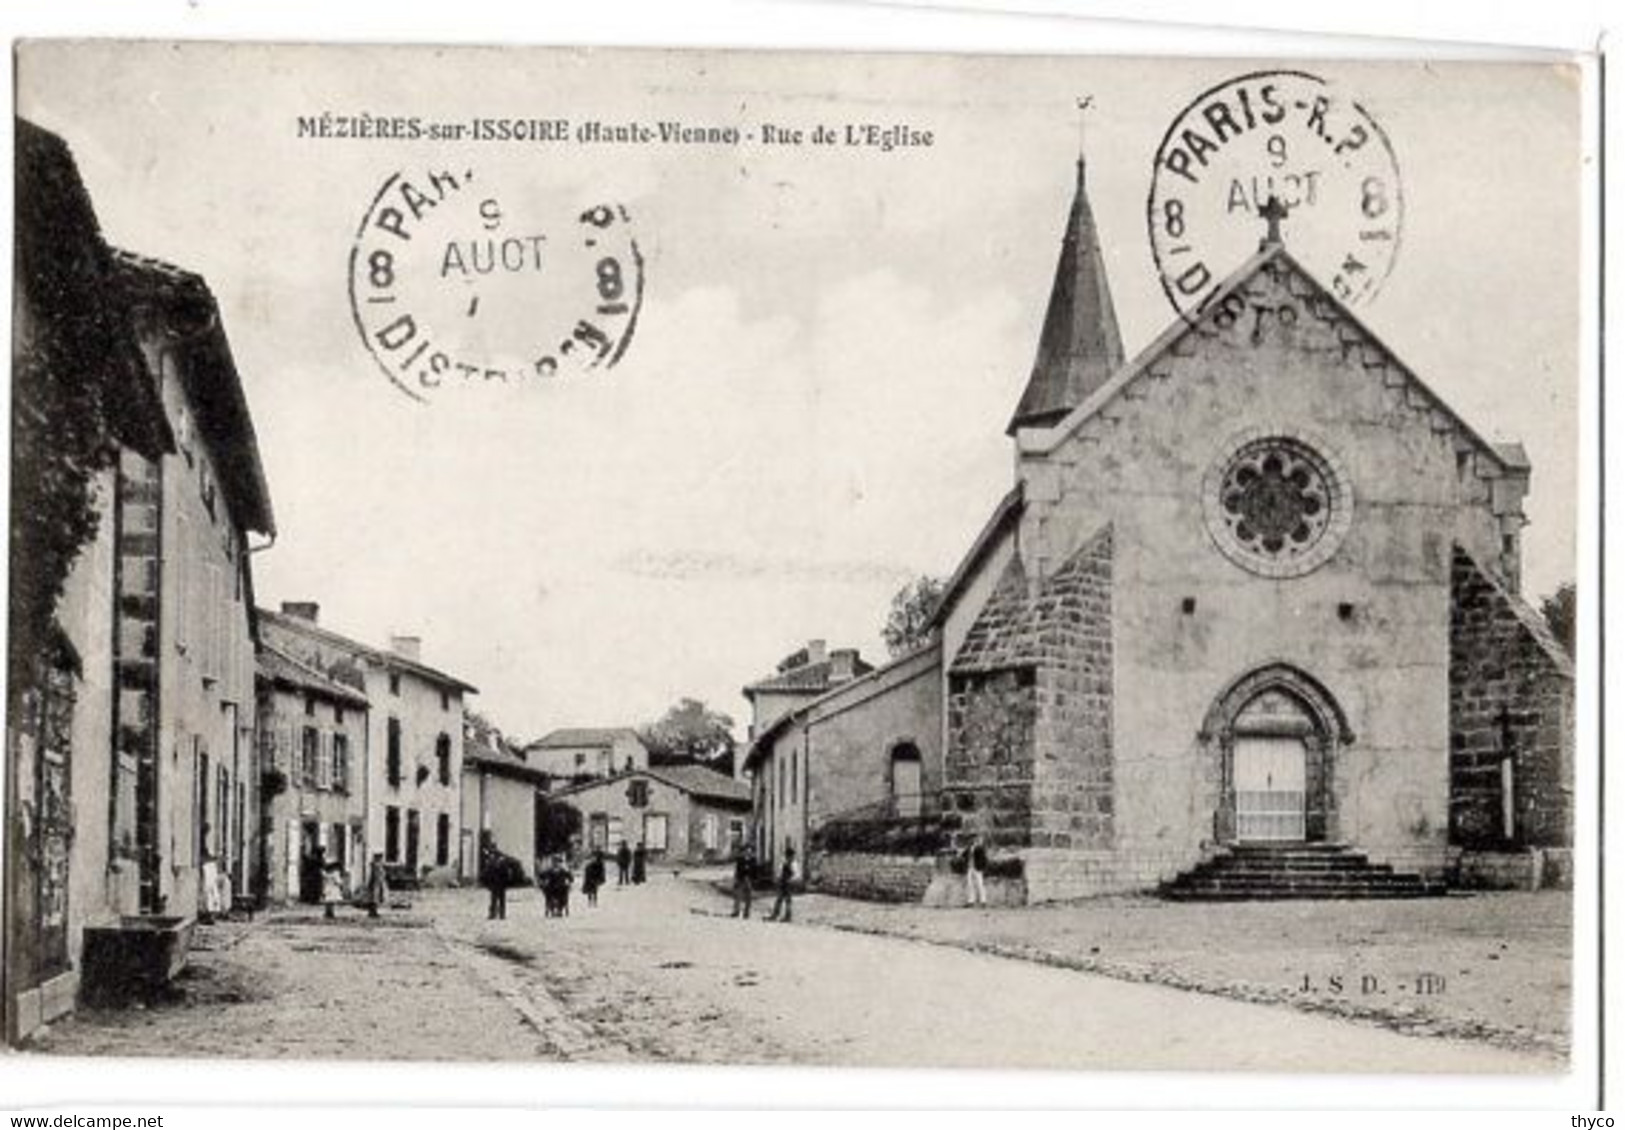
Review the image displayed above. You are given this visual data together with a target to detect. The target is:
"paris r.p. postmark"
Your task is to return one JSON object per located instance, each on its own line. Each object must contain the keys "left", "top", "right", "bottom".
{"left": 1146, "top": 69, "right": 1403, "bottom": 322}
{"left": 348, "top": 168, "right": 643, "bottom": 401}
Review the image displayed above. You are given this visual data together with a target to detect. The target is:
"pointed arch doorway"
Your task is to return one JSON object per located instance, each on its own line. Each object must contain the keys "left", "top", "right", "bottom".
{"left": 1204, "top": 665, "right": 1353, "bottom": 845}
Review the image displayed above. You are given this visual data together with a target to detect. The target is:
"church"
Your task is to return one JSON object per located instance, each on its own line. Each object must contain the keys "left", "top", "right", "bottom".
{"left": 748, "top": 156, "right": 1573, "bottom": 903}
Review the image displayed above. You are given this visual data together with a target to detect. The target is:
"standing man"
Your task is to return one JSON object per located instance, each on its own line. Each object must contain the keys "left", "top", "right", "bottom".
{"left": 963, "top": 833, "right": 988, "bottom": 908}
{"left": 616, "top": 839, "right": 632, "bottom": 886}
{"left": 632, "top": 841, "right": 648, "bottom": 885}
{"left": 731, "top": 845, "right": 755, "bottom": 919}
{"left": 364, "top": 852, "right": 389, "bottom": 919}
{"left": 767, "top": 841, "right": 796, "bottom": 923}
{"left": 479, "top": 833, "right": 509, "bottom": 920}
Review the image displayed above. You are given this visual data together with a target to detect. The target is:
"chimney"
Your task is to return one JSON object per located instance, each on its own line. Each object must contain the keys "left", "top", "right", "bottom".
{"left": 806, "top": 639, "right": 827, "bottom": 665}
{"left": 830, "top": 648, "right": 858, "bottom": 681}
{"left": 389, "top": 635, "right": 422, "bottom": 662}
{"left": 280, "top": 601, "right": 319, "bottom": 623}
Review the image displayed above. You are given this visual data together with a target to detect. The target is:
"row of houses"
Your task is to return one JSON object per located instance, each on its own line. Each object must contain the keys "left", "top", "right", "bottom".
{"left": 8, "top": 120, "right": 279, "bottom": 1042}
{"left": 5, "top": 119, "right": 753, "bottom": 1045}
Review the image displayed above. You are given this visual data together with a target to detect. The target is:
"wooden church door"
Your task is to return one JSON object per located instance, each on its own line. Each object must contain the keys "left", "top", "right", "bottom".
{"left": 1233, "top": 734, "right": 1307, "bottom": 842}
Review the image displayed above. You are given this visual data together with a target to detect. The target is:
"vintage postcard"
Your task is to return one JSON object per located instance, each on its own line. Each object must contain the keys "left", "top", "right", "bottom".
{"left": 4, "top": 40, "right": 1587, "bottom": 1077}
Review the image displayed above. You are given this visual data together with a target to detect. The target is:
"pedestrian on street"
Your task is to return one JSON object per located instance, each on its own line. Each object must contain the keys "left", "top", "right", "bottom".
{"left": 320, "top": 848, "right": 346, "bottom": 920}
{"left": 632, "top": 841, "right": 648, "bottom": 884}
{"left": 542, "top": 855, "right": 574, "bottom": 917}
{"left": 583, "top": 850, "right": 606, "bottom": 907}
{"left": 767, "top": 842, "right": 796, "bottom": 923}
{"left": 616, "top": 841, "right": 632, "bottom": 886}
{"left": 731, "top": 845, "right": 755, "bottom": 919}
{"left": 479, "top": 834, "right": 511, "bottom": 921}
{"left": 963, "top": 833, "right": 989, "bottom": 908}
{"left": 364, "top": 852, "right": 389, "bottom": 919}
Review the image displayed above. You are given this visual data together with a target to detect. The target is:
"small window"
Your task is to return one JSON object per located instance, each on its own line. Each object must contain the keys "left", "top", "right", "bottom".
{"left": 389, "top": 672, "right": 401, "bottom": 696}
{"left": 332, "top": 733, "right": 350, "bottom": 794}
{"left": 300, "top": 727, "right": 319, "bottom": 785}
{"left": 304, "top": 693, "right": 315, "bottom": 717}
{"left": 386, "top": 717, "right": 403, "bottom": 787}
{"left": 435, "top": 733, "right": 452, "bottom": 786}
{"left": 441, "top": 690, "right": 450, "bottom": 711}
{"left": 627, "top": 779, "right": 650, "bottom": 808}
{"left": 644, "top": 812, "right": 669, "bottom": 852}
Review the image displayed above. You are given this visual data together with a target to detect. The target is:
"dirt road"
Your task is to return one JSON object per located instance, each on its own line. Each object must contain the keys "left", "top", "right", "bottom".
{"left": 28, "top": 872, "right": 1556, "bottom": 1072}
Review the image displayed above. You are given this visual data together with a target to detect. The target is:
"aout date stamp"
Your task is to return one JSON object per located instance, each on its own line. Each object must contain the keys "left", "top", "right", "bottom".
{"left": 1147, "top": 69, "right": 1403, "bottom": 322}
{"left": 348, "top": 167, "right": 644, "bottom": 401}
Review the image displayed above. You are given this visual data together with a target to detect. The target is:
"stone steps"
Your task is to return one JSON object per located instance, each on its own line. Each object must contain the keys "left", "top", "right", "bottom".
{"left": 1158, "top": 843, "right": 1446, "bottom": 902}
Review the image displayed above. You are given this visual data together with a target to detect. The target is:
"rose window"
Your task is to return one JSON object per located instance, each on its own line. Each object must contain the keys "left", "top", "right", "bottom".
{"left": 1204, "top": 434, "right": 1350, "bottom": 578}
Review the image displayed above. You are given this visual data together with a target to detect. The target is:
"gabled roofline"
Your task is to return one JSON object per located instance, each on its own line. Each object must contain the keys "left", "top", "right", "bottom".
{"left": 257, "top": 638, "right": 372, "bottom": 708}
{"left": 1015, "top": 244, "right": 1514, "bottom": 477}
{"left": 924, "top": 483, "right": 1025, "bottom": 630}
{"left": 741, "top": 639, "right": 942, "bottom": 773}
{"left": 546, "top": 764, "right": 752, "bottom": 807}
{"left": 257, "top": 607, "right": 479, "bottom": 694}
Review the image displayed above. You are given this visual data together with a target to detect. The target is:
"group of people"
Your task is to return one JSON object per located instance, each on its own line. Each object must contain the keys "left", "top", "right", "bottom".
{"left": 730, "top": 841, "right": 797, "bottom": 922}
{"left": 477, "top": 834, "right": 654, "bottom": 920}
{"left": 303, "top": 846, "right": 392, "bottom": 920}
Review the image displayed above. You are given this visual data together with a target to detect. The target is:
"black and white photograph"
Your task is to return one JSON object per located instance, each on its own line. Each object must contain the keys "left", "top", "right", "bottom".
{"left": 1, "top": 25, "right": 1599, "bottom": 1105}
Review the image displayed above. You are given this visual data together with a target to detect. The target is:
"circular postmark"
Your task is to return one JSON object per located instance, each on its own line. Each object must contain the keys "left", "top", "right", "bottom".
{"left": 348, "top": 168, "right": 644, "bottom": 401}
{"left": 1147, "top": 69, "right": 1402, "bottom": 322}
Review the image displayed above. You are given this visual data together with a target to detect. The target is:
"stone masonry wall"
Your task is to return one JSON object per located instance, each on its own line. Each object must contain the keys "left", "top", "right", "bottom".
{"left": 945, "top": 526, "right": 1114, "bottom": 859}
{"left": 1449, "top": 547, "right": 1574, "bottom": 850}
{"left": 944, "top": 667, "right": 1037, "bottom": 850}
{"left": 812, "top": 852, "right": 936, "bottom": 902}
{"left": 1030, "top": 526, "right": 1114, "bottom": 850}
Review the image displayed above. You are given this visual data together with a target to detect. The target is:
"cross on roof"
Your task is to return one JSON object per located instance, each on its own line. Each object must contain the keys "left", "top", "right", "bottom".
{"left": 1259, "top": 194, "right": 1290, "bottom": 247}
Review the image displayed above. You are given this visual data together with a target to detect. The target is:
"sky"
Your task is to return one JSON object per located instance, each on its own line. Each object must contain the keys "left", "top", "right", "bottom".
{"left": 17, "top": 43, "right": 1582, "bottom": 744}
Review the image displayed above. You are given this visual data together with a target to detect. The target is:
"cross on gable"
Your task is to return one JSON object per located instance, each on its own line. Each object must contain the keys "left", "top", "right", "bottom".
{"left": 1259, "top": 194, "right": 1290, "bottom": 247}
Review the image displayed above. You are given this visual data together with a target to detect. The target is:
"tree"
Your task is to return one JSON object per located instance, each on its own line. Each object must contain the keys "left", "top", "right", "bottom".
{"left": 640, "top": 697, "right": 737, "bottom": 774}
{"left": 1540, "top": 582, "right": 1576, "bottom": 656}
{"left": 882, "top": 574, "right": 946, "bottom": 658}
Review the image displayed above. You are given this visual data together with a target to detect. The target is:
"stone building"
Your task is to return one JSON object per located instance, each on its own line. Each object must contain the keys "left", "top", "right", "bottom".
{"left": 931, "top": 161, "right": 1573, "bottom": 900}
{"left": 257, "top": 604, "right": 475, "bottom": 885}
{"left": 459, "top": 719, "right": 550, "bottom": 881}
{"left": 752, "top": 158, "right": 1573, "bottom": 904}
{"left": 6, "top": 121, "right": 275, "bottom": 1041}
{"left": 741, "top": 640, "right": 875, "bottom": 751}
{"left": 552, "top": 765, "right": 751, "bottom": 865}
{"left": 742, "top": 643, "right": 941, "bottom": 874}
{"left": 524, "top": 727, "right": 649, "bottom": 784}
{"left": 255, "top": 640, "right": 371, "bottom": 903}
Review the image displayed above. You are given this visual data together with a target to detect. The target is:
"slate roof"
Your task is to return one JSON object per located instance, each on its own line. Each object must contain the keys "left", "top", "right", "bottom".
{"left": 528, "top": 727, "right": 646, "bottom": 750}
{"left": 256, "top": 608, "right": 479, "bottom": 694}
{"left": 549, "top": 764, "right": 751, "bottom": 808}
{"left": 742, "top": 648, "right": 875, "bottom": 697}
{"left": 741, "top": 641, "right": 941, "bottom": 773}
{"left": 925, "top": 483, "right": 1025, "bottom": 631}
{"left": 464, "top": 733, "right": 550, "bottom": 785}
{"left": 1007, "top": 158, "right": 1124, "bottom": 434}
{"left": 111, "top": 249, "right": 276, "bottom": 536}
{"left": 256, "top": 640, "right": 371, "bottom": 708}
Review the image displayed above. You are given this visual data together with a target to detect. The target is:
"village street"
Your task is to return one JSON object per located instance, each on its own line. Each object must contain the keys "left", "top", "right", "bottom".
{"left": 25, "top": 872, "right": 1557, "bottom": 1073}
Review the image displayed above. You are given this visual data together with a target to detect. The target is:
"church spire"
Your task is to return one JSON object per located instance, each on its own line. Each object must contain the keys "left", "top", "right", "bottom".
{"left": 1006, "top": 151, "right": 1125, "bottom": 436}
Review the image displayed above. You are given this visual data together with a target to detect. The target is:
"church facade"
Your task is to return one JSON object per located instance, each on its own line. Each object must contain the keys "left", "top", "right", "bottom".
{"left": 773, "top": 159, "right": 1573, "bottom": 903}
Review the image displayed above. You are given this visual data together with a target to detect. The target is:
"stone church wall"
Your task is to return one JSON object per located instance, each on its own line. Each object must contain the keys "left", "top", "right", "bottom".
{"left": 1013, "top": 258, "right": 1506, "bottom": 891}
{"left": 1448, "top": 547, "right": 1573, "bottom": 853}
